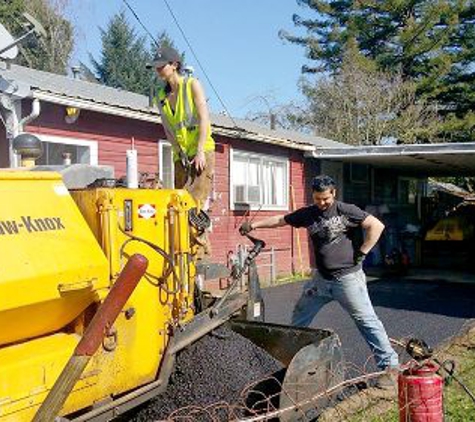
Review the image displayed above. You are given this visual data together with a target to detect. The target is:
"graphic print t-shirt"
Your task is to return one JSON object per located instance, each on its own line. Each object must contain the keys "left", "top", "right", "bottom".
{"left": 284, "top": 201, "right": 369, "bottom": 278}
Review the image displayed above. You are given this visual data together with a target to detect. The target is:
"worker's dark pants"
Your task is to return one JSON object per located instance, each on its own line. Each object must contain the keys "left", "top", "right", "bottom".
{"left": 292, "top": 269, "right": 399, "bottom": 370}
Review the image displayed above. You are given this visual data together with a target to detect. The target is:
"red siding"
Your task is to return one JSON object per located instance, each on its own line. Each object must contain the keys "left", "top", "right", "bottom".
{"left": 207, "top": 136, "right": 313, "bottom": 279}
{"left": 21, "top": 99, "right": 313, "bottom": 277}
{"left": 25, "top": 102, "right": 162, "bottom": 177}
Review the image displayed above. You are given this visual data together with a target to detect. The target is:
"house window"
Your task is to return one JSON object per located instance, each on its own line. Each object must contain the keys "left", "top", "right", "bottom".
{"left": 34, "top": 134, "right": 98, "bottom": 165}
{"left": 159, "top": 141, "right": 174, "bottom": 188}
{"left": 230, "top": 149, "right": 289, "bottom": 210}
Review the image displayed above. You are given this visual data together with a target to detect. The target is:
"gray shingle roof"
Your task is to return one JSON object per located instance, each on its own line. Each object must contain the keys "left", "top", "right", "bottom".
{"left": 0, "top": 62, "right": 151, "bottom": 112}
{"left": 0, "top": 62, "right": 345, "bottom": 149}
{"left": 210, "top": 113, "right": 344, "bottom": 148}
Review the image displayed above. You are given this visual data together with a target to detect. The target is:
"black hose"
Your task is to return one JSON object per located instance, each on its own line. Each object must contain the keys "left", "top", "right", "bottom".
{"left": 436, "top": 358, "right": 475, "bottom": 405}
{"left": 118, "top": 226, "right": 181, "bottom": 295}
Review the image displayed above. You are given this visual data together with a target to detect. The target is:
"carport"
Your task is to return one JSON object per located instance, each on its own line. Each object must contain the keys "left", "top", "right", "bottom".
{"left": 306, "top": 142, "right": 475, "bottom": 271}
{"left": 310, "top": 142, "right": 475, "bottom": 177}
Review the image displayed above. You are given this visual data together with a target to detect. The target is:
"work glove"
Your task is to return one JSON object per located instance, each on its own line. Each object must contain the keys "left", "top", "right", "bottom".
{"left": 354, "top": 250, "right": 367, "bottom": 266}
{"left": 239, "top": 221, "right": 253, "bottom": 236}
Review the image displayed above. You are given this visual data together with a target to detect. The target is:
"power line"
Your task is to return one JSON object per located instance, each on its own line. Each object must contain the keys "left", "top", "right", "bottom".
{"left": 122, "top": 0, "right": 159, "bottom": 48}
{"left": 161, "top": 0, "right": 239, "bottom": 128}
{"left": 122, "top": 0, "right": 239, "bottom": 128}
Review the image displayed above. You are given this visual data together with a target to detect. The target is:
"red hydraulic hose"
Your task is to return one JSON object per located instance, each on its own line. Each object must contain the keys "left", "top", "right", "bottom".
{"left": 32, "top": 254, "right": 148, "bottom": 422}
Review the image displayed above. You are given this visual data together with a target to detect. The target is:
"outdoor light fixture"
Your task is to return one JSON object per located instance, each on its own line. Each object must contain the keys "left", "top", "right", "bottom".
{"left": 65, "top": 106, "right": 80, "bottom": 124}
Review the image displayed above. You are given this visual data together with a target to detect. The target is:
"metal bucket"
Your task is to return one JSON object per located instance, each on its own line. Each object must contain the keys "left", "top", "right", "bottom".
{"left": 228, "top": 320, "right": 344, "bottom": 421}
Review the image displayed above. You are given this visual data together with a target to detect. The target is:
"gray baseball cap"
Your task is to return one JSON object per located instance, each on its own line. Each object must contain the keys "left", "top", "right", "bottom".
{"left": 146, "top": 46, "right": 181, "bottom": 69}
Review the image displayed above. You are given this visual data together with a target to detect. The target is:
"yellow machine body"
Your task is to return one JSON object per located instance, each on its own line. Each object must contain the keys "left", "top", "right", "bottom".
{"left": 0, "top": 172, "right": 197, "bottom": 421}
{"left": 425, "top": 215, "right": 474, "bottom": 241}
{"left": 0, "top": 172, "right": 110, "bottom": 347}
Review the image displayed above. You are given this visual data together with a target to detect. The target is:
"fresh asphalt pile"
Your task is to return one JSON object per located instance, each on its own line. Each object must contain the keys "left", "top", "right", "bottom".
{"left": 127, "top": 325, "right": 283, "bottom": 421}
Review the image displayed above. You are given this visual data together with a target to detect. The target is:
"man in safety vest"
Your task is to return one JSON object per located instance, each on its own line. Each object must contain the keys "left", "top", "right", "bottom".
{"left": 148, "top": 45, "right": 215, "bottom": 209}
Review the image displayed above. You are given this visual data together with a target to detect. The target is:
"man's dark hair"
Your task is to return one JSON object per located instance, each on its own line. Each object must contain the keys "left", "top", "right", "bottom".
{"left": 312, "top": 175, "right": 336, "bottom": 192}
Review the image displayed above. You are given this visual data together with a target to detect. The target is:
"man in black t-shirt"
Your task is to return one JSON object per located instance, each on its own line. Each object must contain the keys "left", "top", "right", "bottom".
{"left": 240, "top": 175, "right": 399, "bottom": 388}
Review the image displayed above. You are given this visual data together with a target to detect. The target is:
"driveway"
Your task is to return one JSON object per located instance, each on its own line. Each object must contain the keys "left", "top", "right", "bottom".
{"left": 262, "top": 272, "right": 475, "bottom": 372}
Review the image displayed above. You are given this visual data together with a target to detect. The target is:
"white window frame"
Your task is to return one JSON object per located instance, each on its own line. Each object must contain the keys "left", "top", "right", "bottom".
{"left": 158, "top": 140, "right": 175, "bottom": 188}
{"left": 229, "top": 147, "right": 289, "bottom": 211}
{"left": 33, "top": 133, "right": 98, "bottom": 165}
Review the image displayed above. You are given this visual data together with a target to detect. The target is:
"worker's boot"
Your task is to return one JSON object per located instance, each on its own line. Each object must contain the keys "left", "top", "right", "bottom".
{"left": 375, "top": 367, "right": 399, "bottom": 390}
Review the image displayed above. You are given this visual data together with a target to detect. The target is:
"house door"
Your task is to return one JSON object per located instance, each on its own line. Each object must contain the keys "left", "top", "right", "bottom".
{"left": 320, "top": 161, "right": 343, "bottom": 200}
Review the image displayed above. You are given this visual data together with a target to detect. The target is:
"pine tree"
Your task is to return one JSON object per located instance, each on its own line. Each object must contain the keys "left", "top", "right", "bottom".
{"left": 282, "top": 1, "right": 465, "bottom": 77}
{"left": 282, "top": 0, "right": 475, "bottom": 142}
{"left": 87, "top": 11, "right": 151, "bottom": 95}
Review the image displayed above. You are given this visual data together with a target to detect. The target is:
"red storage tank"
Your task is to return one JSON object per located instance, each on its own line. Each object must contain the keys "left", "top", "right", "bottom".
{"left": 398, "top": 362, "right": 443, "bottom": 422}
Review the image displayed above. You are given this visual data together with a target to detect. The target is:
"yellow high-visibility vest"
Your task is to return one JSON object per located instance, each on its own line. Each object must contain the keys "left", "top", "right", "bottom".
{"left": 157, "top": 77, "right": 214, "bottom": 161}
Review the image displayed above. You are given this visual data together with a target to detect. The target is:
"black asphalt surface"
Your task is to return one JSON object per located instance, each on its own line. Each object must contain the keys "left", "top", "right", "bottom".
{"left": 263, "top": 276, "right": 475, "bottom": 372}
{"left": 123, "top": 275, "right": 475, "bottom": 420}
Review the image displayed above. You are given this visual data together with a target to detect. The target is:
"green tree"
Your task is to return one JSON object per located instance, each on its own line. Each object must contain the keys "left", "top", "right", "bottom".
{"left": 24, "top": 0, "right": 74, "bottom": 74}
{"left": 281, "top": 1, "right": 466, "bottom": 76}
{"left": 0, "top": 0, "right": 25, "bottom": 41}
{"left": 0, "top": 0, "right": 74, "bottom": 74}
{"left": 282, "top": 0, "right": 475, "bottom": 142}
{"left": 86, "top": 11, "right": 151, "bottom": 94}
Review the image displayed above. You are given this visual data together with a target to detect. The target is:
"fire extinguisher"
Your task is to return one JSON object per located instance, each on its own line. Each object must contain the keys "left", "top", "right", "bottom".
{"left": 397, "top": 337, "right": 475, "bottom": 422}
{"left": 398, "top": 361, "right": 444, "bottom": 422}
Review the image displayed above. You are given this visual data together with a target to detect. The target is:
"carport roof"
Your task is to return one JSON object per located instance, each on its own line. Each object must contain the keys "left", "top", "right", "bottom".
{"left": 308, "top": 142, "right": 475, "bottom": 176}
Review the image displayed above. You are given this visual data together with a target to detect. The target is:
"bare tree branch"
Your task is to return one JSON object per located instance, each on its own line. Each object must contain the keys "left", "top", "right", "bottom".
{"left": 294, "top": 47, "right": 441, "bottom": 145}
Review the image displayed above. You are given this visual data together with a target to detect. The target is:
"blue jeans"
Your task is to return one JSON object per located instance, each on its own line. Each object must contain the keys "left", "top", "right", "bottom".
{"left": 291, "top": 269, "right": 399, "bottom": 370}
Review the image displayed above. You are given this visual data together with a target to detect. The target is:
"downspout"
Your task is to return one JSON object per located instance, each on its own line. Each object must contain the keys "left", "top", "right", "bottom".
{"left": 10, "top": 98, "right": 41, "bottom": 168}
{"left": 1, "top": 96, "right": 40, "bottom": 167}
{"left": 290, "top": 167, "right": 295, "bottom": 275}
{"left": 20, "top": 97, "right": 41, "bottom": 127}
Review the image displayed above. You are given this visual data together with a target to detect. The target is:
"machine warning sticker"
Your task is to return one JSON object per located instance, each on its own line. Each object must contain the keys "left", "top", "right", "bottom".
{"left": 0, "top": 216, "right": 65, "bottom": 236}
{"left": 138, "top": 204, "right": 156, "bottom": 219}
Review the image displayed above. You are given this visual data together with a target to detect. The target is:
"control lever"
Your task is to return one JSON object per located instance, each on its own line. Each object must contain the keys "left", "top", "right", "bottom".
{"left": 210, "top": 234, "right": 265, "bottom": 317}
{"left": 232, "top": 234, "right": 266, "bottom": 280}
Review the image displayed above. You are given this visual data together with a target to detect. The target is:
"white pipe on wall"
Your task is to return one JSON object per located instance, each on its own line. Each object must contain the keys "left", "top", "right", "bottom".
{"left": 126, "top": 149, "right": 138, "bottom": 189}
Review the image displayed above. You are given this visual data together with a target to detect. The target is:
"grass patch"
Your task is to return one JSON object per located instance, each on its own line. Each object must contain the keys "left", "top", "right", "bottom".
{"left": 443, "top": 344, "right": 475, "bottom": 421}
{"left": 260, "top": 272, "right": 311, "bottom": 287}
{"left": 275, "top": 272, "right": 309, "bottom": 284}
{"left": 342, "top": 325, "right": 475, "bottom": 422}
{"left": 350, "top": 408, "right": 398, "bottom": 422}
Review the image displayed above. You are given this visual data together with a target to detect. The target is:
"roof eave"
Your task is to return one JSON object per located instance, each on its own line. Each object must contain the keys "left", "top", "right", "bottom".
{"left": 32, "top": 91, "right": 160, "bottom": 124}
{"left": 307, "top": 143, "right": 475, "bottom": 158}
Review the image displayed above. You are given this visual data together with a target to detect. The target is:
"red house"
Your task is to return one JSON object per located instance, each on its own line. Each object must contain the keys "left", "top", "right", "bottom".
{"left": 0, "top": 63, "right": 345, "bottom": 279}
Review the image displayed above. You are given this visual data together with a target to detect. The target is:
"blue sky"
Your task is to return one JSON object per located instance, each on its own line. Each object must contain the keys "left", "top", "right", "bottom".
{"left": 67, "top": 0, "right": 312, "bottom": 118}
